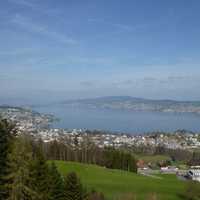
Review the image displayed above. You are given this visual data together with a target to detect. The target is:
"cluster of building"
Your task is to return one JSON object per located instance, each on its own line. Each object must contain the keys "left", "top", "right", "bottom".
{"left": 34, "top": 128, "right": 200, "bottom": 150}
{"left": 0, "top": 106, "right": 54, "bottom": 133}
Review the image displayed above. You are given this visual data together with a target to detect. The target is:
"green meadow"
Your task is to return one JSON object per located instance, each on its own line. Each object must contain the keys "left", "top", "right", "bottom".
{"left": 52, "top": 161, "right": 186, "bottom": 200}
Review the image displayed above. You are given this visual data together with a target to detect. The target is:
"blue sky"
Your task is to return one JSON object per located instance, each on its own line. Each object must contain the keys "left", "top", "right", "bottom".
{"left": 1, "top": 0, "right": 200, "bottom": 104}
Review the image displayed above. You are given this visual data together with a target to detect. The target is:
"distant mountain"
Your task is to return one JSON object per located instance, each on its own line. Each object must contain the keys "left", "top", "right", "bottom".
{"left": 61, "top": 96, "right": 200, "bottom": 114}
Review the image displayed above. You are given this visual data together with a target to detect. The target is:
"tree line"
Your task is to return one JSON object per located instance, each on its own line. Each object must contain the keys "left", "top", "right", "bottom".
{"left": 37, "top": 137, "right": 137, "bottom": 173}
{"left": 130, "top": 143, "right": 200, "bottom": 166}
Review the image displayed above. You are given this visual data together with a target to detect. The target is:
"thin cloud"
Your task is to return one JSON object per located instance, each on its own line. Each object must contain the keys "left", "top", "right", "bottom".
{"left": 87, "top": 8, "right": 182, "bottom": 39}
{"left": 143, "top": 77, "right": 157, "bottom": 82}
{"left": 88, "top": 18, "right": 135, "bottom": 31}
{"left": 122, "top": 80, "right": 134, "bottom": 85}
{"left": 9, "top": 0, "right": 59, "bottom": 16}
{"left": 87, "top": 18, "right": 149, "bottom": 40}
{"left": 80, "top": 81, "right": 96, "bottom": 87}
{"left": 9, "top": 0, "right": 36, "bottom": 8}
{"left": 167, "top": 76, "right": 191, "bottom": 81}
{"left": 11, "top": 14, "right": 77, "bottom": 45}
{"left": 112, "top": 80, "right": 135, "bottom": 88}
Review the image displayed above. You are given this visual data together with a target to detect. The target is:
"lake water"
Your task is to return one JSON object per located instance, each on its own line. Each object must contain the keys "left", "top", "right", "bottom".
{"left": 34, "top": 104, "right": 200, "bottom": 134}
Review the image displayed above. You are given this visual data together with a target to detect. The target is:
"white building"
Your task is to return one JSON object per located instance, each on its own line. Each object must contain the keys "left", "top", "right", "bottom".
{"left": 187, "top": 167, "right": 200, "bottom": 182}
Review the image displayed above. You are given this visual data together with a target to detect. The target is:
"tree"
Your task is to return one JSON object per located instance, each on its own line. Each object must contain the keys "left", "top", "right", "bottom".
{"left": 0, "top": 119, "right": 15, "bottom": 199}
{"left": 48, "top": 162, "right": 64, "bottom": 200}
{"left": 29, "top": 149, "right": 50, "bottom": 200}
{"left": 129, "top": 154, "right": 137, "bottom": 173}
{"left": 63, "top": 172, "right": 85, "bottom": 200}
{"left": 103, "top": 148, "right": 137, "bottom": 173}
{"left": 8, "top": 135, "right": 36, "bottom": 200}
{"left": 189, "top": 152, "right": 200, "bottom": 166}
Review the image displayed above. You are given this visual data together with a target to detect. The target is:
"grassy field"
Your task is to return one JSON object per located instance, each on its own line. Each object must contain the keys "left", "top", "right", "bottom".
{"left": 52, "top": 161, "right": 186, "bottom": 200}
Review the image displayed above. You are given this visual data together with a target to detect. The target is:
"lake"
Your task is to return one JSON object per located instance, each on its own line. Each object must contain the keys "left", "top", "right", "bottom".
{"left": 34, "top": 104, "right": 200, "bottom": 134}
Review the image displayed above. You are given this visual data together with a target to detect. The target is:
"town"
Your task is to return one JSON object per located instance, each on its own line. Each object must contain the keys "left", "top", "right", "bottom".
{"left": 1, "top": 106, "right": 200, "bottom": 150}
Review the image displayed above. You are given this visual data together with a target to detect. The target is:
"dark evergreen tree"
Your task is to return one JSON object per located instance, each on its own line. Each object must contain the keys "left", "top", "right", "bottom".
{"left": 8, "top": 135, "right": 36, "bottom": 200}
{"left": 0, "top": 119, "right": 15, "bottom": 199}
{"left": 29, "top": 149, "right": 50, "bottom": 200}
{"left": 48, "top": 162, "right": 64, "bottom": 200}
{"left": 189, "top": 151, "right": 200, "bottom": 166}
{"left": 102, "top": 147, "right": 137, "bottom": 173}
{"left": 63, "top": 172, "right": 85, "bottom": 200}
{"left": 129, "top": 154, "right": 137, "bottom": 173}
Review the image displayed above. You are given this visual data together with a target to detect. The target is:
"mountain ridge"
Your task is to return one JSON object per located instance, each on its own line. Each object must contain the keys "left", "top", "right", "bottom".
{"left": 62, "top": 96, "right": 200, "bottom": 104}
{"left": 61, "top": 96, "right": 200, "bottom": 114}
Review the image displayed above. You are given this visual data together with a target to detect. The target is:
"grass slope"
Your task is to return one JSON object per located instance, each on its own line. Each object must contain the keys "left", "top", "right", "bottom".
{"left": 53, "top": 161, "right": 186, "bottom": 200}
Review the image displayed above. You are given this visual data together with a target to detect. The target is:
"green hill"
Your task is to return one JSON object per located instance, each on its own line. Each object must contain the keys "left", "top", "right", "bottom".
{"left": 52, "top": 161, "right": 186, "bottom": 200}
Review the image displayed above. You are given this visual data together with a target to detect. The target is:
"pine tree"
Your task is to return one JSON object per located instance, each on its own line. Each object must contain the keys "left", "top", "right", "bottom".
{"left": 29, "top": 149, "right": 50, "bottom": 200}
{"left": 8, "top": 135, "right": 36, "bottom": 200}
{"left": 0, "top": 119, "right": 15, "bottom": 199}
{"left": 129, "top": 154, "right": 137, "bottom": 173}
{"left": 63, "top": 172, "right": 85, "bottom": 200}
{"left": 48, "top": 162, "right": 64, "bottom": 200}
